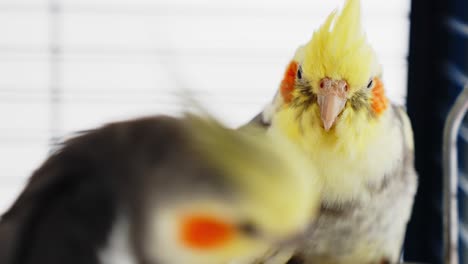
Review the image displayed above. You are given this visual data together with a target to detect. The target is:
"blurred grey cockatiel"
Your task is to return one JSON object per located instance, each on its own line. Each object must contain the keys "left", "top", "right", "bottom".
{"left": 246, "top": 0, "right": 418, "bottom": 263}
{"left": 0, "top": 114, "right": 322, "bottom": 264}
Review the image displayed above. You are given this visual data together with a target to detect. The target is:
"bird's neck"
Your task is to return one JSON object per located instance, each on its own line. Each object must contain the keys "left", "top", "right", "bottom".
{"left": 268, "top": 104, "right": 402, "bottom": 204}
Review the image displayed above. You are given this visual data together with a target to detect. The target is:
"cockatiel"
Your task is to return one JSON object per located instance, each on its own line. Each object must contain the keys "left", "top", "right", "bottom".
{"left": 0, "top": 114, "right": 321, "bottom": 264}
{"left": 249, "top": 0, "right": 418, "bottom": 263}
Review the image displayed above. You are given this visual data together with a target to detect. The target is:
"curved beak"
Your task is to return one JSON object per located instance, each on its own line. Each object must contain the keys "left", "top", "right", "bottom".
{"left": 317, "top": 79, "right": 348, "bottom": 131}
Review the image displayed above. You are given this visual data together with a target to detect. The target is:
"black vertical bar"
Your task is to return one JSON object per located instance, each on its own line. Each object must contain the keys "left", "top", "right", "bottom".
{"left": 405, "top": 0, "right": 449, "bottom": 263}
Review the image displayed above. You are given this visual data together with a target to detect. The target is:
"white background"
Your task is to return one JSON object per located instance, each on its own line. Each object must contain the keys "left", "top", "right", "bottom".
{"left": 0, "top": 0, "right": 410, "bottom": 213}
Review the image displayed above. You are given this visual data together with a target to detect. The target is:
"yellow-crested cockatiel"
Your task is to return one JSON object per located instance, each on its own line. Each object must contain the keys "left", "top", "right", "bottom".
{"left": 0, "top": 114, "right": 321, "bottom": 264}
{"left": 247, "top": 0, "right": 418, "bottom": 263}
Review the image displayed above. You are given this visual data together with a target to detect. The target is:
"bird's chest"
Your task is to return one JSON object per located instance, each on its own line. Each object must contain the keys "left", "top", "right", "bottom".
{"left": 299, "top": 176, "right": 414, "bottom": 264}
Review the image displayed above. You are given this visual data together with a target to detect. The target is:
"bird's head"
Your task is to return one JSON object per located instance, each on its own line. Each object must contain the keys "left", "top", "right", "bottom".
{"left": 147, "top": 115, "right": 320, "bottom": 264}
{"left": 279, "top": 0, "right": 387, "bottom": 132}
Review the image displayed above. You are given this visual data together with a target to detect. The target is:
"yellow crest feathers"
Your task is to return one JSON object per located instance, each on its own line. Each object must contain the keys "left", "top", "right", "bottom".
{"left": 302, "top": 0, "right": 378, "bottom": 90}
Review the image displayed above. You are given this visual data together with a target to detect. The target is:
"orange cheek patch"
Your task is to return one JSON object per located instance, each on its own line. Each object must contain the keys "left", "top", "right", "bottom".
{"left": 371, "top": 78, "right": 388, "bottom": 115}
{"left": 280, "top": 61, "right": 298, "bottom": 103}
{"left": 180, "top": 215, "right": 235, "bottom": 250}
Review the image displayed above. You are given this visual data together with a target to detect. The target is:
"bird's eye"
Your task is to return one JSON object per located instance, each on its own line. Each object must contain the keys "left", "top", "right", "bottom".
{"left": 238, "top": 221, "right": 259, "bottom": 237}
{"left": 367, "top": 79, "right": 374, "bottom": 89}
{"left": 297, "top": 66, "right": 302, "bottom": 79}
